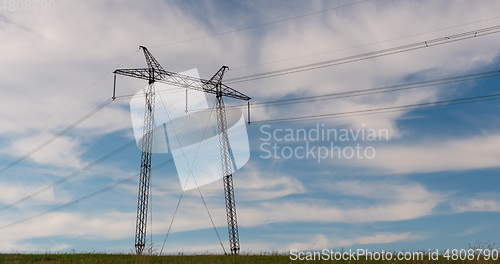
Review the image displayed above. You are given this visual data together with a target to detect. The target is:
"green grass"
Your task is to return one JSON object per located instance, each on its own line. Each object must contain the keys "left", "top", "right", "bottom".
{"left": 2, "top": 254, "right": 285, "bottom": 264}
{"left": 1, "top": 254, "right": 500, "bottom": 264}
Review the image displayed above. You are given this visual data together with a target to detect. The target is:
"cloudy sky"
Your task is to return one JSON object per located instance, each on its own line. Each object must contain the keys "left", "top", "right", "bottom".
{"left": 1, "top": 0, "right": 500, "bottom": 253}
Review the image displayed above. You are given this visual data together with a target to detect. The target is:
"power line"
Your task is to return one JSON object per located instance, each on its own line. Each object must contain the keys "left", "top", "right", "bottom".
{"left": 113, "top": 69, "right": 500, "bottom": 130}
{"left": 114, "top": 69, "right": 500, "bottom": 128}
{"left": 0, "top": 50, "right": 144, "bottom": 177}
{"left": 252, "top": 92, "right": 500, "bottom": 123}
{"left": 115, "top": 26, "right": 500, "bottom": 104}
{"left": 4, "top": 94, "right": 498, "bottom": 236}
{"left": 0, "top": 159, "right": 174, "bottom": 231}
{"left": 114, "top": 24, "right": 500, "bottom": 102}
{"left": 150, "top": 69, "right": 500, "bottom": 112}
{"left": 112, "top": 18, "right": 500, "bottom": 102}
{"left": 228, "top": 15, "right": 500, "bottom": 73}
{"left": 112, "top": 85, "right": 187, "bottom": 101}
{"left": 0, "top": 99, "right": 112, "bottom": 175}
{"left": 121, "top": 67, "right": 496, "bottom": 102}
{"left": 0, "top": 140, "right": 136, "bottom": 212}
{"left": 226, "top": 25, "right": 500, "bottom": 84}
{"left": 227, "top": 69, "right": 500, "bottom": 109}
{"left": 1, "top": 100, "right": 222, "bottom": 252}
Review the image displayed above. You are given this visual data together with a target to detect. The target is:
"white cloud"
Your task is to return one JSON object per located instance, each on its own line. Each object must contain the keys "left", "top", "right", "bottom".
{"left": 451, "top": 195, "right": 500, "bottom": 213}
{"left": 0, "top": 178, "right": 480, "bottom": 252}
{"left": 288, "top": 234, "right": 330, "bottom": 251}
{"left": 2, "top": 0, "right": 500, "bottom": 168}
{"left": 207, "top": 165, "right": 306, "bottom": 201}
{"left": 237, "top": 169, "right": 306, "bottom": 201}
{"left": 0, "top": 211, "right": 135, "bottom": 245}
{"left": 3, "top": 133, "right": 85, "bottom": 168}
{"left": 150, "top": 163, "right": 305, "bottom": 201}
{"left": 0, "top": 184, "right": 57, "bottom": 205}
{"left": 160, "top": 232, "right": 423, "bottom": 253}
{"left": 333, "top": 232, "right": 423, "bottom": 248}
{"left": 146, "top": 179, "right": 444, "bottom": 233}
{"left": 288, "top": 232, "right": 423, "bottom": 250}
{"left": 328, "top": 180, "right": 443, "bottom": 202}
{"left": 352, "top": 134, "right": 500, "bottom": 174}
{"left": 240, "top": 180, "right": 443, "bottom": 226}
{"left": 239, "top": 198, "right": 436, "bottom": 226}
{"left": 0, "top": 0, "right": 257, "bottom": 170}
{"left": 242, "top": 0, "right": 500, "bottom": 133}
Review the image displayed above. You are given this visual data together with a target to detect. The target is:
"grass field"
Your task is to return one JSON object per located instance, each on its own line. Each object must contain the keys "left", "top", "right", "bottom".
{"left": 1, "top": 254, "right": 500, "bottom": 264}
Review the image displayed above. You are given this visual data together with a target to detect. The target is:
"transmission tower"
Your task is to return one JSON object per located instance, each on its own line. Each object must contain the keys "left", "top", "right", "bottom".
{"left": 211, "top": 66, "right": 240, "bottom": 254}
{"left": 113, "top": 46, "right": 250, "bottom": 255}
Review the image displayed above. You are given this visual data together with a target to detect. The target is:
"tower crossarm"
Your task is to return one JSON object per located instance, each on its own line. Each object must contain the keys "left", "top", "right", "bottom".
{"left": 114, "top": 68, "right": 251, "bottom": 101}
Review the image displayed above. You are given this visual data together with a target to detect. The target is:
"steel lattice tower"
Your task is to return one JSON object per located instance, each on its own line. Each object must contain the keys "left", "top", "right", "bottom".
{"left": 135, "top": 80, "right": 155, "bottom": 255}
{"left": 212, "top": 66, "right": 240, "bottom": 254}
{"left": 113, "top": 46, "right": 250, "bottom": 255}
{"left": 118, "top": 46, "right": 163, "bottom": 255}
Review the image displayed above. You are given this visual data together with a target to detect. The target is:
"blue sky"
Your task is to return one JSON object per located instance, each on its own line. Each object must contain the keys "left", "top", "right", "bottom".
{"left": 1, "top": 0, "right": 500, "bottom": 254}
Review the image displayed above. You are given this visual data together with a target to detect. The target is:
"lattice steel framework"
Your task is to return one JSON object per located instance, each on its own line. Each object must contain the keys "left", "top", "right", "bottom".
{"left": 135, "top": 81, "right": 155, "bottom": 255}
{"left": 211, "top": 66, "right": 240, "bottom": 254}
{"left": 113, "top": 46, "right": 250, "bottom": 255}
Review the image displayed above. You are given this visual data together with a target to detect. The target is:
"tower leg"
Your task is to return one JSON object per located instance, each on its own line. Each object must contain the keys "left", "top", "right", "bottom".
{"left": 215, "top": 94, "right": 240, "bottom": 255}
{"left": 135, "top": 83, "right": 155, "bottom": 255}
{"left": 223, "top": 174, "right": 240, "bottom": 254}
